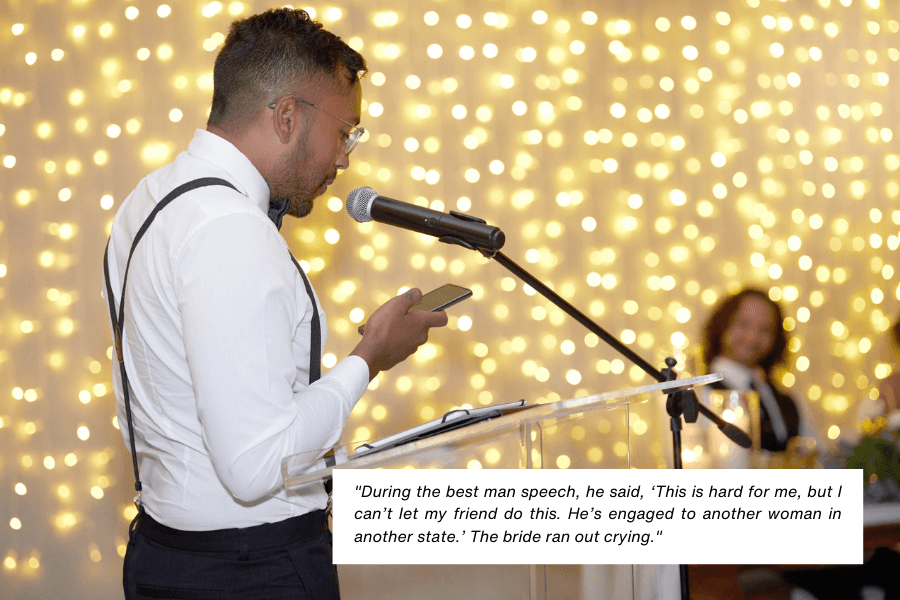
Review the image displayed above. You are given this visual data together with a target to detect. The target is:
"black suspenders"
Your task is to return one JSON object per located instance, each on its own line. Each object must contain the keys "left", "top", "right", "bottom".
{"left": 103, "top": 178, "right": 322, "bottom": 505}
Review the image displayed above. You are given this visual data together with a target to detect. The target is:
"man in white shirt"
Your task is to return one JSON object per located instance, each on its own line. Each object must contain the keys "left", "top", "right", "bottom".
{"left": 105, "top": 8, "right": 446, "bottom": 599}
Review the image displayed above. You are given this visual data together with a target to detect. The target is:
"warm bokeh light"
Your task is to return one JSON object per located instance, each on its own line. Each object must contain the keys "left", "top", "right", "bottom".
{"left": 2, "top": 1, "right": 899, "bottom": 597}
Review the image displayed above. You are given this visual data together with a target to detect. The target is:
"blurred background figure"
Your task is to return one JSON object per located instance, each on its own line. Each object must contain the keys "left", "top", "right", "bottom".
{"left": 878, "top": 314, "right": 900, "bottom": 412}
{"left": 702, "top": 287, "right": 805, "bottom": 452}
{"left": 859, "top": 313, "right": 900, "bottom": 424}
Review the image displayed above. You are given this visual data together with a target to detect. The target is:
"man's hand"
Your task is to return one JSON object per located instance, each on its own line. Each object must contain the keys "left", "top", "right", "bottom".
{"left": 351, "top": 289, "right": 449, "bottom": 380}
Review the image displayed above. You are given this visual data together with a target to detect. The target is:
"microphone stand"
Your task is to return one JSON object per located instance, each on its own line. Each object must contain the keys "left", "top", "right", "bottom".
{"left": 438, "top": 237, "right": 750, "bottom": 600}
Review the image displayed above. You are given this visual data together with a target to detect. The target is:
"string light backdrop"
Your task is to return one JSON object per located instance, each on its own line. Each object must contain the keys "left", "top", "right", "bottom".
{"left": 1, "top": 0, "right": 898, "bottom": 597}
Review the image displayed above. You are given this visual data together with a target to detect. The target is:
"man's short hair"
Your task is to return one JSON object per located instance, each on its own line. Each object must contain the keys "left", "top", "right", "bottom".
{"left": 208, "top": 8, "right": 367, "bottom": 130}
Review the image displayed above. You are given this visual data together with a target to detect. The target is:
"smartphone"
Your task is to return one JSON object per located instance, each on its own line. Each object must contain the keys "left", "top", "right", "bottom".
{"left": 358, "top": 284, "right": 473, "bottom": 335}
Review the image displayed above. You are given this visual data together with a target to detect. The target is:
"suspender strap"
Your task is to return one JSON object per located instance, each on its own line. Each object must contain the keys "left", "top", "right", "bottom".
{"left": 104, "top": 240, "right": 141, "bottom": 492}
{"left": 290, "top": 255, "right": 322, "bottom": 382}
{"left": 104, "top": 178, "right": 237, "bottom": 503}
{"left": 290, "top": 255, "right": 326, "bottom": 493}
{"left": 103, "top": 177, "right": 324, "bottom": 505}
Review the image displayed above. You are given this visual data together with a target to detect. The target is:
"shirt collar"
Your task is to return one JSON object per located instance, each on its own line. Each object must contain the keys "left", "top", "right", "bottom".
{"left": 186, "top": 129, "right": 272, "bottom": 217}
{"left": 709, "top": 356, "right": 754, "bottom": 391}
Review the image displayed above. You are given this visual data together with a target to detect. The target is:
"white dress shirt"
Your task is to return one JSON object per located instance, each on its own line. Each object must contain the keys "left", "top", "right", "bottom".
{"left": 709, "top": 356, "right": 789, "bottom": 443}
{"left": 105, "top": 129, "right": 370, "bottom": 530}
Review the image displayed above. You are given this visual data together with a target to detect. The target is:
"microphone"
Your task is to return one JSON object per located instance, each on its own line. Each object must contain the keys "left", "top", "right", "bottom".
{"left": 346, "top": 187, "right": 505, "bottom": 251}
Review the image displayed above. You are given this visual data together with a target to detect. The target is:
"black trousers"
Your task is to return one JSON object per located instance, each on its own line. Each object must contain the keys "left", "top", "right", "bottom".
{"left": 124, "top": 509, "right": 340, "bottom": 600}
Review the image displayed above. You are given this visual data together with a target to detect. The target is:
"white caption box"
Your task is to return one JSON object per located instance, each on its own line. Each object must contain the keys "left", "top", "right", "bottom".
{"left": 332, "top": 468, "right": 862, "bottom": 565}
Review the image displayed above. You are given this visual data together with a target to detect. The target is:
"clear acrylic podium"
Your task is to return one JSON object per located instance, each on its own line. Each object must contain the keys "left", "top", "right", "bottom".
{"left": 283, "top": 375, "right": 720, "bottom": 600}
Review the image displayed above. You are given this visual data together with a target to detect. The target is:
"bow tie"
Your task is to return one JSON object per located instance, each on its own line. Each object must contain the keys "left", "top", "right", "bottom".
{"left": 268, "top": 197, "right": 290, "bottom": 231}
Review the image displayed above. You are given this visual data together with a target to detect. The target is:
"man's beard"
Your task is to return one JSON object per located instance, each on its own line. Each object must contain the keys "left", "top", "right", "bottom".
{"left": 268, "top": 138, "right": 328, "bottom": 220}
{"left": 286, "top": 194, "right": 313, "bottom": 218}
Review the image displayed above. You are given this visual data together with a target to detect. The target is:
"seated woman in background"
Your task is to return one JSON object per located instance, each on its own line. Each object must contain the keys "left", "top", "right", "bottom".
{"left": 702, "top": 288, "right": 800, "bottom": 452}
{"left": 858, "top": 312, "right": 900, "bottom": 424}
{"left": 876, "top": 315, "right": 900, "bottom": 415}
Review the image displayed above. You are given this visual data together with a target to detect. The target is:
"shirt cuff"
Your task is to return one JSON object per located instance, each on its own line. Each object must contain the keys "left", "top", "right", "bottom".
{"left": 321, "top": 354, "right": 371, "bottom": 410}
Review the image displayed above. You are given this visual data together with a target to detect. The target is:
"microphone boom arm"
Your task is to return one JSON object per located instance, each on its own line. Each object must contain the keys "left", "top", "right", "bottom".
{"left": 466, "top": 245, "right": 750, "bottom": 449}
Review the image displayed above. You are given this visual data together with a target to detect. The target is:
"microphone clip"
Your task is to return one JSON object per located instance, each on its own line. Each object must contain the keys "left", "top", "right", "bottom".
{"left": 438, "top": 236, "right": 478, "bottom": 251}
{"left": 448, "top": 211, "right": 488, "bottom": 225}
{"left": 437, "top": 235, "right": 500, "bottom": 259}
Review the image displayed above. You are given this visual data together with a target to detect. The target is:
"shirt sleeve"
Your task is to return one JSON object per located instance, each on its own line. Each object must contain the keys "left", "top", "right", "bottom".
{"left": 175, "top": 210, "right": 368, "bottom": 502}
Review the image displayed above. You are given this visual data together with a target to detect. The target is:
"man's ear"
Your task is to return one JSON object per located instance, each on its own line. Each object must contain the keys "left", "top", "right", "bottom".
{"left": 269, "top": 97, "right": 300, "bottom": 145}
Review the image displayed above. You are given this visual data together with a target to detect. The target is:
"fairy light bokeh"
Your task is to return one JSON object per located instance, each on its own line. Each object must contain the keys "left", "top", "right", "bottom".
{"left": 1, "top": 0, "right": 898, "bottom": 596}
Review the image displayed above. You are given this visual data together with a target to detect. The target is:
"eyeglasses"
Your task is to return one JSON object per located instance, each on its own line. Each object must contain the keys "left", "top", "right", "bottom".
{"left": 268, "top": 98, "right": 365, "bottom": 155}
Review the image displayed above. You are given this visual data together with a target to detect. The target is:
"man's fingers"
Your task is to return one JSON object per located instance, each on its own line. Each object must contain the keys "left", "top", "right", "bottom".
{"left": 353, "top": 290, "right": 450, "bottom": 379}
{"left": 401, "top": 287, "right": 423, "bottom": 309}
{"left": 422, "top": 309, "right": 449, "bottom": 329}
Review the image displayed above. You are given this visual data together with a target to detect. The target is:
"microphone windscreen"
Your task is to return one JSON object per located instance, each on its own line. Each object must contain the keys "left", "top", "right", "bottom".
{"left": 346, "top": 187, "right": 378, "bottom": 223}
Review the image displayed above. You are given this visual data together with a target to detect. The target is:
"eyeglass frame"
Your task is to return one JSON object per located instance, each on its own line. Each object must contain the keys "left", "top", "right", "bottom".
{"left": 267, "top": 98, "right": 365, "bottom": 155}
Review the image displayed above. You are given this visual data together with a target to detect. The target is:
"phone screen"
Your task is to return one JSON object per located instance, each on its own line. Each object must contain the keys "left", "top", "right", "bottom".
{"left": 409, "top": 284, "right": 473, "bottom": 313}
{"left": 358, "top": 284, "right": 472, "bottom": 334}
